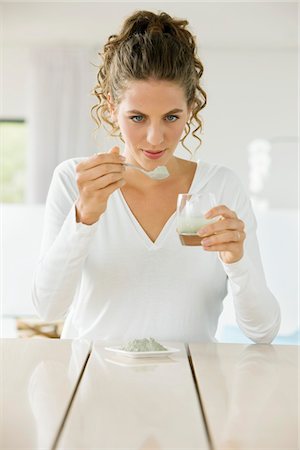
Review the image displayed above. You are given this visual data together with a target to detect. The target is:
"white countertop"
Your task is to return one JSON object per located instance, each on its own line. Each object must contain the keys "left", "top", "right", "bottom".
{"left": 57, "top": 342, "right": 209, "bottom": 449}
{"left": 189, "top": 343, "right": 298, "bottom": 450}
{"left": 0, "top": 338, "right": 91, "bottom": 450}
{"left": 1, "top": 339, "right": 298, "bottom": 450}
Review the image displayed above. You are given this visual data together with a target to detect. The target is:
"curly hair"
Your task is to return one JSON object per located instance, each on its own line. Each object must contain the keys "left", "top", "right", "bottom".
{"left": 91, "top": 10, "right": 207, "bottom": 155}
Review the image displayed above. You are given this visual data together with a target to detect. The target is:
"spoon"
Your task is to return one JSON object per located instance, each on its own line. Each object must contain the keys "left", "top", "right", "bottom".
{"left": 123, "top": 163, "right": 169, "bottom": 180}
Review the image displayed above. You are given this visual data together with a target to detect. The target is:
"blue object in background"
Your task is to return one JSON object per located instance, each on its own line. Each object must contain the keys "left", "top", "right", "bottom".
{"left": 217, "top": 326, "right": 299, "bottom": 345}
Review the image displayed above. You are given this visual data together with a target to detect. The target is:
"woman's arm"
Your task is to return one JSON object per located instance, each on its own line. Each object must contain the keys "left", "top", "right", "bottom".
{"left": 198, "top": 169, "right": 281, "bottom": 343}
{"left": 221, "top": 228, "right": 281, "bottom": 344}
{"left": 222, "top": 202, "right": 281, "bottom": 344}
{"left": 32, "top": 147, "right": 125, "bottom": 322}
{"left": 32, "top": 159, "right": 98, "bottom": 322}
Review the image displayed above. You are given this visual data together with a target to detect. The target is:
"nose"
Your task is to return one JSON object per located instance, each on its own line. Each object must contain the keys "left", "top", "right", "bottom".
{"left": 146, "top": 123, "right": 164, "bottom": 147}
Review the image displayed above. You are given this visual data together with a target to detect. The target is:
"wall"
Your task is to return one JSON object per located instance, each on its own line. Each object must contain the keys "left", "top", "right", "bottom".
{"left": 3, "top": 44, "right": 298, "bottom": 205}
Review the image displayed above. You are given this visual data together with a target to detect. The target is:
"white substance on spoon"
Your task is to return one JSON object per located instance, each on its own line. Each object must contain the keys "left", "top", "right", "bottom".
{"left": 123, "top": 163, "right": 169, "bottom": 180}
{"left": 149, "top": 166, "right": 169, "bottom": 180}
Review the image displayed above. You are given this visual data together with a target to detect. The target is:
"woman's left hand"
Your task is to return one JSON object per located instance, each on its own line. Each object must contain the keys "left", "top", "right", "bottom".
{"left": 197, "top": 205, "right": 246, "bottom": 264}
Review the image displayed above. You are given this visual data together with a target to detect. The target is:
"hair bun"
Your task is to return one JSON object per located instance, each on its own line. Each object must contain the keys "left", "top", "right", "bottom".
{"left": 124, "top": 11, "right": 173, "bottom": 37}
{"left": 148, "top": 23, "right": 163, "bottom": 34}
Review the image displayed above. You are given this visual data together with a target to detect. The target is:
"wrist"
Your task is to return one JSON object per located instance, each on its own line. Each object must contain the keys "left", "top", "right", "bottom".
{"left": 219, "top": 250, "right": 244, "bottom": 265}
{"left": 75, "top": 202, "right": 102, "bottom": 225}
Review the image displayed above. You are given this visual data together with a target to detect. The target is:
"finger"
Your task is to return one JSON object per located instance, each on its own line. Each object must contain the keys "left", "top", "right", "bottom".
{"left": 109, "top": 146, "right": 121, "bottom": 156}
{"left": 202, "top": 243, "right": 238, "bottom": 252}
{"left": 77, "top": 163, "right": 125, "bottom": 183}
{"left": 76, "top": 147, "right": 125, "bottom": 171}
{"left": 197, "top": 218, "right": 245, "bottom": 237}
{"left": 83, "top": 172, "right": 124, "bottom": 193}
{"left": 205, "top": 205, "right": 237, "bottom": 220}
{"left": 103, "top": 178, "right": 126, "bottom": 196}
{"left": 202, "top": 230, "right": 245, "bottom": 247}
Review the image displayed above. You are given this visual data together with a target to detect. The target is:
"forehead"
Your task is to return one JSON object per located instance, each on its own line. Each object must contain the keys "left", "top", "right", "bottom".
{"left": 119, "top": 79, "right": 187, "bottom": 110}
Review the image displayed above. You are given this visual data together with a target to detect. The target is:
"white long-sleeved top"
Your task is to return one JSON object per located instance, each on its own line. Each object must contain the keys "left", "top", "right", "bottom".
{"left": 32, "top": 158, "right": 281, "bottom": 343}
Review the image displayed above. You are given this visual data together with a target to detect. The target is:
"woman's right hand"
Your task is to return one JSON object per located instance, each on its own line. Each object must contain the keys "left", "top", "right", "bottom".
{"left": 75, "top": 146, "right": 126, "bottom": 225}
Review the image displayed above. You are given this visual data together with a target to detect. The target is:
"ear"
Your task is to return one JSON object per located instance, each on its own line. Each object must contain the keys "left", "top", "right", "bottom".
{"left": 107, "top": 93, "right": 117, "bottom": 121}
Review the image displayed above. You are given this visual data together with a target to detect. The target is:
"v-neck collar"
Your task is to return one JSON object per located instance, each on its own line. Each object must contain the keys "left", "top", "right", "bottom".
{"left": 117, "top": 161, "right": 201, "bottom": 250}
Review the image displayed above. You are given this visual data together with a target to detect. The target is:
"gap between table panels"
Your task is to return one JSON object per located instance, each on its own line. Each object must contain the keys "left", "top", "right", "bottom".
{"left": 185, "top": 343, "right": 215, "bottom": 450}
{"left": 51, "top": 342, "right": 212, "bottom": 450}
{"left": 51, "top": 348, "right": 92, "bottom": 450}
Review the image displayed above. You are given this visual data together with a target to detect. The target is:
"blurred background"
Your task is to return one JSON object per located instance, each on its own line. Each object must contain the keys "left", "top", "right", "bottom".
{"left": 1, "top": 1, "right": 298, "bottom": 342}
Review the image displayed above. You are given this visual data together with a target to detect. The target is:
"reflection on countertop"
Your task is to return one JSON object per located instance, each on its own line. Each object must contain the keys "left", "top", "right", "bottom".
{"left": 1, "top": 338, "right": 90, "bottom": 450}
{"left": 189, "top": 343, "right": 298, "bottom": 450}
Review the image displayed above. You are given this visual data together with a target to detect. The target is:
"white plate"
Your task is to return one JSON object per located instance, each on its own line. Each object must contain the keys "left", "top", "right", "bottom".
{"left": 104, "top": 346, "right": 180, "bottom": 359}
{"left": 105, "top": 357, "right": 179, "bottom": 368}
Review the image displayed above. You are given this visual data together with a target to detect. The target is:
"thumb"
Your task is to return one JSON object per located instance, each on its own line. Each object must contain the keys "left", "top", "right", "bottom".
{"left": 109, "top": 146, "right": 120, "bottom": 156}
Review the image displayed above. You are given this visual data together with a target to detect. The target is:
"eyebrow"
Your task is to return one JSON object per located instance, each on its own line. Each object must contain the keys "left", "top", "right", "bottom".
{"left": 126, "top": 108, "right": 184, "bottom": 115}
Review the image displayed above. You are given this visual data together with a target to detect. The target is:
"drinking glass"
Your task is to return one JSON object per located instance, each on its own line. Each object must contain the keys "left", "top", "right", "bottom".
{"left": 176, "top": 192, "right": 219, "bottom": 246}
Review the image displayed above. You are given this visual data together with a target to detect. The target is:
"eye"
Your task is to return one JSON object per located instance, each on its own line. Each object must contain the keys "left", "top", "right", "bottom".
{"left": 129, "top": 115, "right": 144, "bottom": 123}
{"left": 165, "top": 115, "right": 179, "bottom": 122}
{"left": 129, "top": 114, "right": 180, "bottom": 123}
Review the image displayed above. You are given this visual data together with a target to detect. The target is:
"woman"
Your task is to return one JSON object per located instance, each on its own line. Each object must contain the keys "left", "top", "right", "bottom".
{"left": 32, "top": 10, "right": 280, "bottom": 343}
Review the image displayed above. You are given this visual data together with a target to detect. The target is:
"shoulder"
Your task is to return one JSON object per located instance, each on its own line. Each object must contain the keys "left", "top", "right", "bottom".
{"left": 52, "top": 157, "right": 87, "bottom": 186}
{"left": 193, "top": 160, "right": 245, "bottom": 190}
{"left": 49, "top": 157, "right": 87, "bottom": 198}
{"left": 53, "top": 157, "right": 86, "bottom": 177}
{"left": 197, "top": 160, "right": 242, "bottom": 183}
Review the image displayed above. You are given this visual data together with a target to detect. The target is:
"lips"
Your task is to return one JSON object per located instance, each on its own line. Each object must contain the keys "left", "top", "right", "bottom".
{"left": 142, "top": 149, "right": 166, "bottom": 160}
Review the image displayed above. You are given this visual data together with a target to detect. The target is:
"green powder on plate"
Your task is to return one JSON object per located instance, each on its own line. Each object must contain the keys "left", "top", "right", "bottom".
{"left": 120, "top": 337, "right": 167, "bottom": 352}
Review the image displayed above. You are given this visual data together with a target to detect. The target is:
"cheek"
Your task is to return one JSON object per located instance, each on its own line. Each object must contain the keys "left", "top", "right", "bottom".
{"left": 171, "top": 122, "right": 187, "bottom": 140}
{"left": 118, "top": 119, "right": 138, "bottom": 140}
{"left": 122, "top": 126, "right": 142, "bottom": 144}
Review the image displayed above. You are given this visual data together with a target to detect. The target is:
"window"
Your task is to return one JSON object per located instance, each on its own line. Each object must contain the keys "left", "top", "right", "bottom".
{"left": 0, "top": 120, "right": 27, "bottom": 203}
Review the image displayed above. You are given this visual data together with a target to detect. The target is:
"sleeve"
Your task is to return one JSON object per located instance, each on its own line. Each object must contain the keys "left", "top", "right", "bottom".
{"left": 32, "top": 159, "right": 98, "bottom": 322}
{"left": 218, "top": 170, "right": 281, "bottom": 344}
